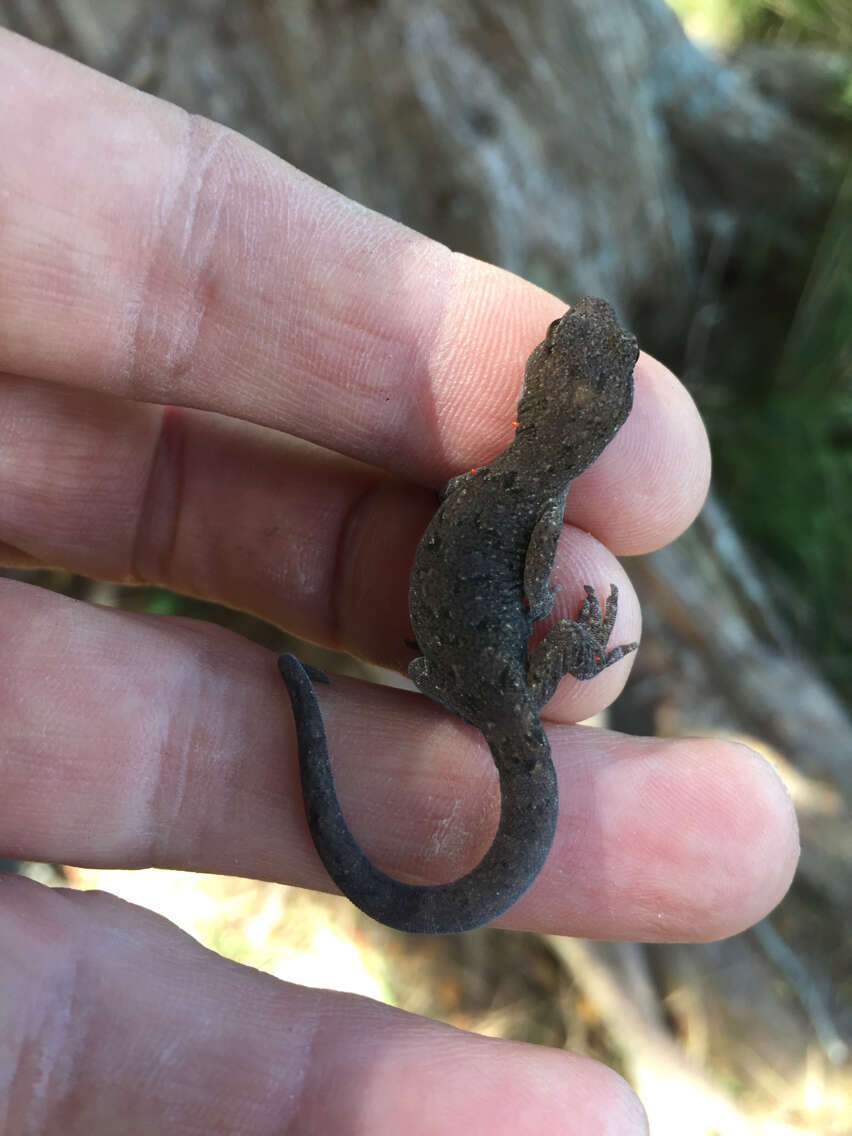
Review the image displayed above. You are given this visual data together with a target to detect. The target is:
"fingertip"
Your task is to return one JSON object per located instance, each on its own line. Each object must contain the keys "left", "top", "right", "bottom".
{"left": 616, "top": 735, "right": 800, "bottom": 942}
{"left": 570, "top": 352, "right": 712, "bottom": 555}
{"left": 504, "top": 730, "right": 800, "bottom": 941}
{"left": 368, "top": 1029, "right": 647, "bottom": 1135}
{"left": 709, "top": 738, "right": 800, "bottom": 931}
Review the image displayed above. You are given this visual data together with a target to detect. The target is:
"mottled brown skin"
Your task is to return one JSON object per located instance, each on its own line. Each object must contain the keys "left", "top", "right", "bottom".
{"left": 279, "top": 297, "right": 639, "bottom": 934}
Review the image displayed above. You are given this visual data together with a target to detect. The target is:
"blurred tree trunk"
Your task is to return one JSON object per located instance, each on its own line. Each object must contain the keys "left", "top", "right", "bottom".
{"left": 1, "top": 0, "right": 843, "bottom": 375}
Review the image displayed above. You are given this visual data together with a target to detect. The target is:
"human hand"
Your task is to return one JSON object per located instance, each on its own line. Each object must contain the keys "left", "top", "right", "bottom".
{"left": 0, "top": 30, "right": 798, "bottom": 1134}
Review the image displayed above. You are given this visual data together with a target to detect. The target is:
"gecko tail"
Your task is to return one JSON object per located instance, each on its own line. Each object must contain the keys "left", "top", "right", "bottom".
{"left": 277, "top": 652, "right": 558, "bottom": 935}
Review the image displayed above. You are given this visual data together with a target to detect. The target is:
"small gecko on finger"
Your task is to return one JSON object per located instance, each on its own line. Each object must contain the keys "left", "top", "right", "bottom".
{"left": 279, "top": 296, "right": 639, "bottom": 934}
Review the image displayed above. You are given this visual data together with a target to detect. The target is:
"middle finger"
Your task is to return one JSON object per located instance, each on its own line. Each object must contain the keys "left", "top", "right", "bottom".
{"left": 0, "top": 577, "right": 797, "bottom": 940}
{"left": 0, "top": 373, "right": 638, "bottom": 702}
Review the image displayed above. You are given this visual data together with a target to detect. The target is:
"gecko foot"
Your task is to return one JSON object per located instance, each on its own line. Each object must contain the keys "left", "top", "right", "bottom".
{"left": 527, "top": 584, "right": 637, "bottom": 708}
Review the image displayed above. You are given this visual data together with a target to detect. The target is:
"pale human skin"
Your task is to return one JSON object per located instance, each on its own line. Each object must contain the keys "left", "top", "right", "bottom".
{"left": 0, "top": 30, "right": 798, "bottom": 1136}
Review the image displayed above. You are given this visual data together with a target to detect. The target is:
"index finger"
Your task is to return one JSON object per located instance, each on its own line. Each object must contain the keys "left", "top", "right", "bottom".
{"left": 0, "top": 31, "right": 708, "bottom": 551}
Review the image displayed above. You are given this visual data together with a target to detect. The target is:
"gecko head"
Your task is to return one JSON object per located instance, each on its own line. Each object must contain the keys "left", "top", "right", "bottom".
{"left": 516, "top": 297, "right": 638, "bottom": 457}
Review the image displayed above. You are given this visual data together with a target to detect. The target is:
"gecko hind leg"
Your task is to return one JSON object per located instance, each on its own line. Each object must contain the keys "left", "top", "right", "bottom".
{"left": 527, "top": 584, "right": 637, "bottom": 710}
{"left": 409, "top": 655, "right": 475, "bottom": 724}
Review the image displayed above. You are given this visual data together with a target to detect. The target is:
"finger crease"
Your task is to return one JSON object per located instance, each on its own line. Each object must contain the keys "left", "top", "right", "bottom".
{"left": 127, "top": 113, "right": 232, "bottom": 401}
{"left": 130, "top": 404, "right": 188, "bottom": 588}
{"left": 328, "top": 475, "right": 388, "bottom": 652}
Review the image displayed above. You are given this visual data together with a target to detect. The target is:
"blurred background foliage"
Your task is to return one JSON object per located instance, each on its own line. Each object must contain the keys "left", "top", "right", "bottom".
{"left": 672, "top": 0, "right": 852, "bottom": 50}
{"left": 702, "top": 159, "right": 851, "bottom": 697}
{"left": 673, "top": 0, "right": 852, "bottom": 697}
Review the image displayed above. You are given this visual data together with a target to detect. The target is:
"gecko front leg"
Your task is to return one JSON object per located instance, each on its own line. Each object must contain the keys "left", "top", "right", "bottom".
{"left": 527, "top": 585, "right": 637, "bottom": 710}
{"left": 524, "top": 493, "right": 568, "bottom": 621}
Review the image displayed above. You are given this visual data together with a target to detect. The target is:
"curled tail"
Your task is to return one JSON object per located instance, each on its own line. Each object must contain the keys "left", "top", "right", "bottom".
{"left": 278, "top": 653, "right": 558, "bottom": 935}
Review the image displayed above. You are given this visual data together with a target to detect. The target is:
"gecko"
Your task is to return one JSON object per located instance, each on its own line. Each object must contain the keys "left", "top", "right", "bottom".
{"left": 278, "top": 296, "right": 639, "bottom": 934}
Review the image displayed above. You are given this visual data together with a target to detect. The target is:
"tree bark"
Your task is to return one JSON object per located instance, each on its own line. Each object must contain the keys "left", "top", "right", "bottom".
{"left": 1, "top": 0, "right": 842, "bottom": 369}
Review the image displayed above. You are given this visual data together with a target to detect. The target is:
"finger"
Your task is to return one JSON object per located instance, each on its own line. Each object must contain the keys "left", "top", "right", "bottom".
{"left": 0, "top": 376, "right": 638, "bottom": 673}
{"left": 0, "top": 579, "right": 798, "bottom": 940}
{"left": 0, "top": 32, "right": 708, "bottom": 549}
{"left": 0, "top": 877, "right": 645, "bottom": 1135}
{"left": 570, "top": 352, "right": 710, "bottom": 553}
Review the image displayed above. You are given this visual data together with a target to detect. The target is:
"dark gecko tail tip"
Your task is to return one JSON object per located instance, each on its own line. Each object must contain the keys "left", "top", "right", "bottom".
{"left": 277, "top": 653, "right": 331, "bottom": 685}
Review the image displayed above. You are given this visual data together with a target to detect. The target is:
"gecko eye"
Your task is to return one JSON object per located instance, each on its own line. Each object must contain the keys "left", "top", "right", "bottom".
{"left": 546, "top": 318, "right": 561, "bottom": 339}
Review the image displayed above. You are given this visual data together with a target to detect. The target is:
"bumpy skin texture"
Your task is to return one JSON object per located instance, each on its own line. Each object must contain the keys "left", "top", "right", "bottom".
{"left": 279, "top": 297, "right": 639, "bottom": 934}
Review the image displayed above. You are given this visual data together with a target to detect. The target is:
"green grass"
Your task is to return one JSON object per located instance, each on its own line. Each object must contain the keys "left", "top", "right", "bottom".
{"left": 669, "top": 0, "right": 852, "bottom": 49}
{"left": 708, "top": 165, "right": 852, "bottom": 697}
{"left": 710, "top": 389, "right": 851, "bottom": 691}
{"left": 669, "top": 0, "right": 852, "bottom": 699}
